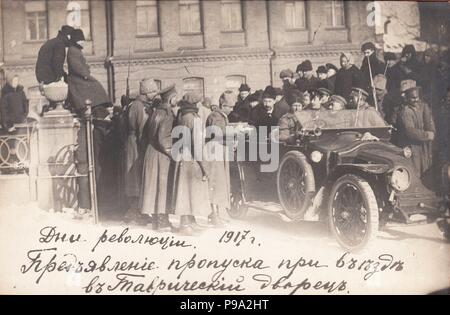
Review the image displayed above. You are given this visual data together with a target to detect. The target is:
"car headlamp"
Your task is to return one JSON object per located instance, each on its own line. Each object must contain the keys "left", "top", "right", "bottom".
{"left": 390, "top": 167, "right": 411, "bottom": 192}
{"left": 310, "top": 151, "right": 323, "bottom": 163}
{"left": 403, "top": 147, "right": 412, "bottom": 158}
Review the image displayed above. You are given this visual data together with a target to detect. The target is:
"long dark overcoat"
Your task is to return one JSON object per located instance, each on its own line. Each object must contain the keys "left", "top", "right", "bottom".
{"left": 67, "top": 44, "right": 111, "bottom": 112}
{"left": 140, "top": 105, "right": 174, "bottom": 215}
{"left": 124, "top": 95, "right": 149, "bottom": 198}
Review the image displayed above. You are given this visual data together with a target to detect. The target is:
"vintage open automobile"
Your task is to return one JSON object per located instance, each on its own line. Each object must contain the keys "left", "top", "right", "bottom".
{"left": 227, "top": 109, "right": 450, "bottom": 251}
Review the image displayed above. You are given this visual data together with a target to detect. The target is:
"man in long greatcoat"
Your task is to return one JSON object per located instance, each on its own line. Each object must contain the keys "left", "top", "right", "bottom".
{"left": 397, "top": 86, "right": 435, "bottom": 177}
{"left": 173, "top": 92, "right": 210, "bottom": 236}
{"left": 140, "top": 84, "right": 177, "bottom": 230}
{"left": 124, "top": 78, "right": 159, "bottom": 222}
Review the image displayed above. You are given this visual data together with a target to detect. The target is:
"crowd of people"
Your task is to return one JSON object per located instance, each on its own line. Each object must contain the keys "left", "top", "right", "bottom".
{"left": 0, "top": 24, "right": 449, "bottom": 236}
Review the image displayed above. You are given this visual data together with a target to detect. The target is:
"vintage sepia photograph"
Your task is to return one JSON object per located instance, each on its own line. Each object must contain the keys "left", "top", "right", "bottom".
{"left": 0, "top": 0, "right": 449, "bottom": 297}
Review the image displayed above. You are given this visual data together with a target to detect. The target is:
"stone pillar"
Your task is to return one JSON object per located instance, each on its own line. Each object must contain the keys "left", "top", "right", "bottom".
{"left": 36, "top": 85, "right": 80, "bottom": 211}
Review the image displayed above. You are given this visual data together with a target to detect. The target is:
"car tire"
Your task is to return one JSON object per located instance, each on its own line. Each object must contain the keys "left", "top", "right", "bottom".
{"left": 277, "top": 151, "right": 315, "bottom": 221}
{"left": 328, "top": 174, "right": 379, "bottom": 252}
{"left": 227, "top": 191, "right": 248, "bottom": 219}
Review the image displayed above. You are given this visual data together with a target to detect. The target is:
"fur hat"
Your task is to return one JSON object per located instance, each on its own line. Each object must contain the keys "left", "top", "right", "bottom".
{"left": 238, "top": 83, "right": 251, "bottom": 92}
{"left": 316, "top": 66, "right": 328, "bottom": 74}
{"left": 70, "top": 29, "right": 85, "bottom": 43}
{"left": 285, "top": 89, "right": 304, "bottom": 106}
{"left": 140, "top": 78, "right": 159, "bottom": 95}
{"left": 325, "top": 63, "right": 338, "bottom": 72}
{"left": 361, "top": 42, "right": 376, "bottom": 52}
{"left": 402, "top": 44, "right": 416, "bottom": 57}
{"left": 262, "top": 86, "right": 277, "bottom": 100}
{"left": 384, "top": 52, "right": 397, "bottom": 61}
{"left": 400, "top": 80, "right": 417, "bottom": 94}
{"left": 301, "top": 60, "right": 313, "bottom": 72}
{"left": 61, "top": 25, "right": 75, "bottom": 36}
{"left": 183, "top": 91, "right": 202, "bottom": 105}
{"left": 373, "top": 74, "right": 387, "bottom": 90}
{"left": 279, "top": 69, "right": 294, "bottom": 79}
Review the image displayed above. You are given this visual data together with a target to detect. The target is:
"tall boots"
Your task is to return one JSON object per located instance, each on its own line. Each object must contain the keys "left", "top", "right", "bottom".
{"left": 152, "top": 213, "right": 173, "bottom": 232}
{"left": 208, "top": 204, "right": 225, "bottom": 227}
{"left": 178, "top": 215, "right": 200, "bottom": 236}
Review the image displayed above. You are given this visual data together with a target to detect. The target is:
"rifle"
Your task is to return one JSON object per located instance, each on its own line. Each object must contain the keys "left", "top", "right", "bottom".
{"left": 121, "top": 48, "right": 132, "bottom": 108}
{"left": 366, "top": 55, "right": 379, "bottom": 113}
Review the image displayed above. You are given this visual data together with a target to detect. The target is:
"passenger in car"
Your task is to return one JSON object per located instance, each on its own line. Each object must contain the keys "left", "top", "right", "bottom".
{"left": 349, "top": 87, "right": 387, "bottom": 128}
{"left": 329, "top": 95, "right": 347, "bottom": 111}
{"left": 278, "top": 90, "right": 304, "bottom": 144}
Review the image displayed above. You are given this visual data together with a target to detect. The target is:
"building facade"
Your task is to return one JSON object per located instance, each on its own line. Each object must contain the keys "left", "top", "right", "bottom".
{"left": 0, "top": 0, "right": 420, "bottom": 106}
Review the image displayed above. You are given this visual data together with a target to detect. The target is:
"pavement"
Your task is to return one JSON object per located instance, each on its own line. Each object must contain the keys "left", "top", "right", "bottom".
{"left": 0, "top": 202, "right": 448, "bottom": 295}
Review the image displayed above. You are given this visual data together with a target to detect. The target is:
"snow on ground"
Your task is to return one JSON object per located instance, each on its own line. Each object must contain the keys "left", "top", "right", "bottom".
{"left": 0, "top": 202, "right": 449, "bottom": 295}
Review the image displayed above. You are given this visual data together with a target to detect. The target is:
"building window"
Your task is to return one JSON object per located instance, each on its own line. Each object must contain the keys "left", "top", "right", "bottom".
{"left": 155, "top": 79, "right": 162, "bottom": 90}
{"left": 225, "top": 75, "right": 246, "bottom": 94}
{"left": 285, "top": 1, "right": 306, "bottom": 30}
{"left": 221, "top": 0, "right": 243, "bottom": 32}
{"left": 179, "top": 0, "right": 201, "bottom": 34}
{"left": 183, "top": 77, "right": 204, "bottom": 98}
{"left": 136, "top": 0, "right": 159, "bottom": 36}
{"left": 66, "top": 1, "right": 92, "bottom": 40}
{"left": 326, "top": 0, "right": 345, "bottom": 28}
{"left": 25, "top": 1, "right": 48, "bottom": 41}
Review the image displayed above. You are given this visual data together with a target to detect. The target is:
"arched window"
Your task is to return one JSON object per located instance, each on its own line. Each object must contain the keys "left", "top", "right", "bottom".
{"left": 225, "top": 75, "right": 246, "bottom": 94}
{"left": 183, "top": 77, "right": 204, "bottom": 98}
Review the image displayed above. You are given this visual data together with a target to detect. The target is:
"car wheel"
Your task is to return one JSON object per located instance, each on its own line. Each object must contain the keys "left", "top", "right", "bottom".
{"left": 277, "top": 151, "right": 315, "bottom": 221}
{"left": 328, "top": 174, "right": 379, "bottom": 252}
{"left": 227, "top": 191, "right": 248, "bottom": 219}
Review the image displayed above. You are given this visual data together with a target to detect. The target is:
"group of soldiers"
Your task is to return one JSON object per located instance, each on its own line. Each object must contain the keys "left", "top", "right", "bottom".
{"left": 30, "top": 26, "right": 449, "bottom": 233}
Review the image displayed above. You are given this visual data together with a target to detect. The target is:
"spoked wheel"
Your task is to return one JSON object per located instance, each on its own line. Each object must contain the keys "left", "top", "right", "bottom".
{"left": 277, "top": 151, "right": 315, "bottom": 221}
{"left": 328, "top": 175, "right": 379, "bottom": 252}
{"left": 227, "top": 191, "right": 248, "bottom": 219}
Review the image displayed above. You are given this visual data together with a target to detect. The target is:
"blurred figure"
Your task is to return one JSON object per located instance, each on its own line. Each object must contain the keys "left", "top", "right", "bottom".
{"left": 325, "top": 63, "right": 338, "bottom": 93}
{"left": 228, "top": 84, "right": 251, "bottom": 122}
{"left": 360, "top": 42, "right": 385, "bottom": 94}
{"left": 36, "top": 25, "right": 74, "bottom": 85}
{"left": 204, "top": 91, "right": 234, "bottom": 227}
{"left": 317, "top": 88, "right": 332, "bottom": 109}
{"left": 278, "top": 89, "right": 304, "bottom": 144}
{"left": 329, "top": 95, "right": 347, "bottom": 111}
{"left": 295, "top": 60, "right": 320, "bottom": 92}
{"left": 335, "top": 52, "right": 363, "bottom": 102}
{"left": 0, "top": 73, "right": 29, "bottom": 132}
{"left": 372, "top": 74, "right": 399, "bottom": 123}
{"left": 280, "top": 69, "right": 296, "bottom": 93}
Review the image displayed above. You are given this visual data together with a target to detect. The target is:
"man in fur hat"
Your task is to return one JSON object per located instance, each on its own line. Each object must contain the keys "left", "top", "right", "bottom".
{"left": 295, "top": 60, "right": 320, "bottom": 92}
{"left": 397, "top": 84, "right": 435, "bottom": 176}
{"left": 36, "top": 25, "right": 74, "bottom": 85}
{"left": 229, "top": 83, "right": 251, "bottom": 122}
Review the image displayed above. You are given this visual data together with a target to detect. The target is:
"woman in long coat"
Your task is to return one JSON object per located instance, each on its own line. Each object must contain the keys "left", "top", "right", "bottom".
{"left": 66, "top": 29, "right": 111, "bottom": 113}
{"left": 204, "top": 92, "right": 233, "bottom": 226}
{"left": 173, "top": 92, "right": 210, "bottom": 236}
{"left": 140, "top": 85, "right": 177, "bottom": 230}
